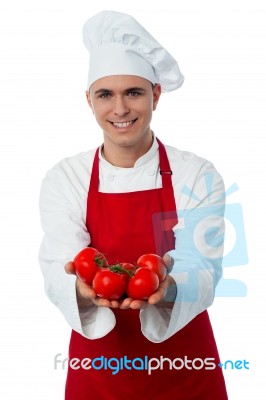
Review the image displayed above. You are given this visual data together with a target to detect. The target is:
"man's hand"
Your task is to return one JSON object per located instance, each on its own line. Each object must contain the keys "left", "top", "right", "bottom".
{"left": 65, "top": 262, "right": 121, "bottom": 308}
{"left": 119, "top": 254, "right": 176, "bottom": 310}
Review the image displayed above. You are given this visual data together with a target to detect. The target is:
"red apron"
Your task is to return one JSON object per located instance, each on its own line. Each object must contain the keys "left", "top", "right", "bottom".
{"left": 65, "top": 139, "right": 228, "bottom": 400}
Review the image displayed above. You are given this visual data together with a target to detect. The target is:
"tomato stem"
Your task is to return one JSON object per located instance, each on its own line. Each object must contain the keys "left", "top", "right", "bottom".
{"left": 109, "top": 264, "right": 135, "bottom": 278}
{"left": 94, "top": 254, "right": 107, "bottom": 268}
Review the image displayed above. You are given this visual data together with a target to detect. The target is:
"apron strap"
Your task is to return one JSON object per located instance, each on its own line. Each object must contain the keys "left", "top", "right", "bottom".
{"left": 156, "top": 138, "right": 173, "bottom": 189}
{"left": 89, "top": 147, "right": 100, "bottom": 193}
{"left": 89, "top": 138, "right": 173, "bottom": 192}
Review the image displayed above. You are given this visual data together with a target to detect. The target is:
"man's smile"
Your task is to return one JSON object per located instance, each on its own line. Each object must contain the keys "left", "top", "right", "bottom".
{"left": 110, "top": 118, "right": 138, "bottom": 128}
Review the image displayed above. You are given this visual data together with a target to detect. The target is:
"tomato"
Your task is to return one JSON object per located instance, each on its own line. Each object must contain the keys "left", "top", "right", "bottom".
{"left": 137, "top": 254, "right": 167, "bottom": 282}
{"left": 73, "top": 247, "right": 108, "bottom": 286}
{"left": 92, "top": 268, "right": 127, "bottom": 300}
{"left": 119, "top": 263, "right": 137, "bottom": 281}
{"left": 127, "top": 267, "right": 159, "bottom": 300}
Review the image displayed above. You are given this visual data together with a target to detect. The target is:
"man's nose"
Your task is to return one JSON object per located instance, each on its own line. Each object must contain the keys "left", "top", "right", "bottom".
{"left": 113, "top": 96, "right": 130, "bottom": 116}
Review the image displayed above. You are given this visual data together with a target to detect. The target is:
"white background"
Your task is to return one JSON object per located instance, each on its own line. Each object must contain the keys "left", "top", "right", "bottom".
{"left": 0, "top": 0, "right": 265, "bottom": 398}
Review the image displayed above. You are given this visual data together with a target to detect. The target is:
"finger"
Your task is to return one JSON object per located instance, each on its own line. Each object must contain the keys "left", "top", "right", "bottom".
{"left": 95, "top": 298, "right": 112, "bottom": 307}
{"left": 84, "top": 286, "right": 97, "bottom": 299}
{"left": 92, "top": 297, "right": 122, "bottom": 308}
{"left": 119, "top": 298, "right": 133, "bottom": 309}
{"left": 130, "top": 300, "right": 149, "bottom": 309}
{"left": 110, "top": 300, "right": 120, "bottom": 308}
{"left": 163, "top": 254, "right": 174, "bottom": 274}
{"left": 65, "top": 262, "right": 75, "bottom": 275}
{"left": 77, "top": 282, "right": 97, "bottom": 300}
{"left": 148, "top": 285, "right": 167, "bottom": 305}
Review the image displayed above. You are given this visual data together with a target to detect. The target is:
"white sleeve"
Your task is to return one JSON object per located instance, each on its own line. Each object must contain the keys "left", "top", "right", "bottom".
{"left": 38, "top": 162, "right": 115, "bottom": 339}
{"left": 140, "top": 159, "right": 225, "bottom": 342}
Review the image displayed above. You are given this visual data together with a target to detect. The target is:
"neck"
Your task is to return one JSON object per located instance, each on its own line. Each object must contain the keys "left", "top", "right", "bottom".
{"left": 102, "top": 131, "right": 154, "bottom": 167}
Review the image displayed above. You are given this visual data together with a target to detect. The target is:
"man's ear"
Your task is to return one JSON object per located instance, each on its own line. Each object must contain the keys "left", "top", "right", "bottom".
{"left": 152, "top": 84, "right": 162, "bottom": 111}
{"left": 85, "top": 90, "right": 94, "bottom": 114}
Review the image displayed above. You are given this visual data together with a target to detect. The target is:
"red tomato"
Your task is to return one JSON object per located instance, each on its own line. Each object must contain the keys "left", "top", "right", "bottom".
{"left": 127, "top": 267, "right": 159, "bottom": 300}
{"left": 137, "top": 254, "right": 167, "bottom": 282}
{"left": 92, "top": 268, "right": 127, "bottom": 300}
{"left": 119, "top": 263, "right": 137, "bottom": 281}
{"left": 73, "top": 247, "right": 108, "bottom": 286}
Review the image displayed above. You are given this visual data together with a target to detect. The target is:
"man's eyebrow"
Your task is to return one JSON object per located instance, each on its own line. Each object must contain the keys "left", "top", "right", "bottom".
{"left": 124, "top": 87, "right": 146, "bottom": 92}
{"left": 94, "top": 88, "right": 113, "bottom": 95}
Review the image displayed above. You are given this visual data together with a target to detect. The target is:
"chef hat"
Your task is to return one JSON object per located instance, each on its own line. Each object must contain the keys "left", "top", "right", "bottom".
{"left": 82, "top": 10, "right": 184, "bottom": 92}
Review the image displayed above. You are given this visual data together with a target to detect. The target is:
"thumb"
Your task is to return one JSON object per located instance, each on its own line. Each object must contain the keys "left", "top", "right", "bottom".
{"left": 163, "top": 253, "right": 174, "bottom": 274}
{"left": 64, "top": 262, "right": 76, "bottom": 275}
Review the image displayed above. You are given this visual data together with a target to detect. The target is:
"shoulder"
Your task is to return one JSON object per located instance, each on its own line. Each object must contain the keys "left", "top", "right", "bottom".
{"left": 39, "top": 148, "right": 98, "bottom": 206}
{"left": 163, "top": 143, "right": 224, "bottom": 209}
{"left": 42, "top": 148, "right": 97, "bottom": 184}
{"left": 164, "top": 143, "right": 217, "bottom": 178}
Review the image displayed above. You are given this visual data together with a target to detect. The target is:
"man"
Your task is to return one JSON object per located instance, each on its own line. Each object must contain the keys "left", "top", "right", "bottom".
{"left": 39, "top": 10, "right": 228, "bottom": 399}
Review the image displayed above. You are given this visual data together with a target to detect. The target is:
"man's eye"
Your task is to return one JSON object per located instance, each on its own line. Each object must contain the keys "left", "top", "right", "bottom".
{"left": 99, "top": 93, "right": 111, "bottom": 99}
{"left": 128, "top": 91, "right": 141, "bottom": 97}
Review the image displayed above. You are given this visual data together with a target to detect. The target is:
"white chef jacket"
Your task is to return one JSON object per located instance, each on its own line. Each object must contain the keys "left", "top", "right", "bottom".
{"left": 39, "top": 137, "right": 225, "bottom": 343}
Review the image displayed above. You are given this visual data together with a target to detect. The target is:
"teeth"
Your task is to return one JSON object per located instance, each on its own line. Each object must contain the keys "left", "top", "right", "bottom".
{"left": 113, "top": 120, "right": 135, "bottom": 128}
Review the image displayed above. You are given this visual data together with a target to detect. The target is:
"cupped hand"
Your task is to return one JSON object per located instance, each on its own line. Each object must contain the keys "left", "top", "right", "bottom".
{"left": 65, "top": 262, "right": 121, "bottom": 308}
{"left": 119, "top": 253, "right": 176, "bottom": 310}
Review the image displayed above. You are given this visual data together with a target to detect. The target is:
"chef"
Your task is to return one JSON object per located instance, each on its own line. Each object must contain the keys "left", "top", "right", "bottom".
{"left": 39, "top": 10, "right": 228, "bottom": 400}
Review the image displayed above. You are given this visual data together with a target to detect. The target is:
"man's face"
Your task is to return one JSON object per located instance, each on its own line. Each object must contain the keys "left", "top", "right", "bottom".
{"left": 86, "top": 75, "right": 161, "bottom": 149}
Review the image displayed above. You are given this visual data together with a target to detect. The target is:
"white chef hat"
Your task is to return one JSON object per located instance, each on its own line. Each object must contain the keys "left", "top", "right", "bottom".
{"left": 82, "top": 10, "right": 184, "bottom": 92}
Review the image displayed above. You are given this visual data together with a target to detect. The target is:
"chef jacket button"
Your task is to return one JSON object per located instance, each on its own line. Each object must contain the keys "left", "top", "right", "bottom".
{"left": 147, "top": 169, "right": 155, "bottom": 176}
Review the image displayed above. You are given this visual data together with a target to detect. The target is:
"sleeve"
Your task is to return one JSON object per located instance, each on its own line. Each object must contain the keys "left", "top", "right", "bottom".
{"left": 140, "top": 159, "right": 225, "bottom": 343}
{"left": 38, "top": 163, "right": 115, "bottom": 339}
